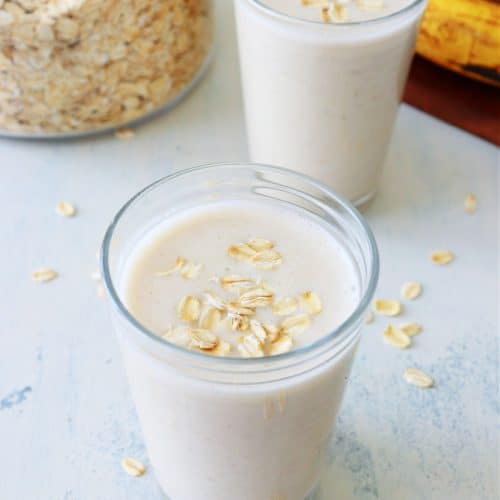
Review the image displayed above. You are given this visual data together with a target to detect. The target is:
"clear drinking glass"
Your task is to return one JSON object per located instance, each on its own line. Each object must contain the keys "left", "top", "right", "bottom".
{"left": 101, "top": 163, "right": 379, "bottom": 500}
{"left": 235, "top": 0, "right": 428, "bottom": 206}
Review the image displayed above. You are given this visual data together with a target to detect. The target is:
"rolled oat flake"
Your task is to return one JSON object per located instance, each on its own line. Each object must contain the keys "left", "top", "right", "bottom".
{"left": 121, "top": 457, "right": 146, "bottom": 477}
{"left": 403, "top": 368, "right": 434, "bottom": 388}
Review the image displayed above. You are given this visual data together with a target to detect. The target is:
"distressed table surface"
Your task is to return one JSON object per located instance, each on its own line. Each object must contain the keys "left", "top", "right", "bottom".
{"left": 0, "top": 2, "right": 498, "bottom": 499}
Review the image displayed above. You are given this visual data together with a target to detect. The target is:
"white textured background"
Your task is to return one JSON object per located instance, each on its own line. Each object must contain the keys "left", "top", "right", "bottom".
{"left": 0, "top": 1, "right": 498, "bottom": 499}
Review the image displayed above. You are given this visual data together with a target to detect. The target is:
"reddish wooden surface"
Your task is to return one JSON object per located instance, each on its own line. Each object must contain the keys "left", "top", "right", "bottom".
{"left": 403, "top": 56, "right": 500, "bottom": 146}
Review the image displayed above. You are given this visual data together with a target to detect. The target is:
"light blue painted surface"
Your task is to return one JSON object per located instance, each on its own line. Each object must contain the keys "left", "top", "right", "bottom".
{"left": 0, "top": 1, "right": 498, "bottom": 499}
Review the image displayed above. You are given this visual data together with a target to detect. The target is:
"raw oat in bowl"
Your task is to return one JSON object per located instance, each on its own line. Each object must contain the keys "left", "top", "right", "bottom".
{"left": 0, "top": 0, "right": 213, "bottom": 137}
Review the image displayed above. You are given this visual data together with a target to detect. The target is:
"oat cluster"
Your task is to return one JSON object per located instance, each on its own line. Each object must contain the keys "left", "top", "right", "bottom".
{"left": 372, "top": 289, "right": 422, "bottom": 349}
{"left": 159, "top": 238, "right": 323, "bottom": 358}
{"left": 370, "top": 281, "right": 432, "bottom": 387}
{"left": 0, "top": 0, "right": 212, "bottom": 134}
{"left": 301, "top": 0, "right": 384, "bottom": 23}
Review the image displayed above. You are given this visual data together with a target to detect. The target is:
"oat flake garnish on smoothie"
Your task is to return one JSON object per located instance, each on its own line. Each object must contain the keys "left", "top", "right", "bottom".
{"left": 152, "top": 238, "right": 324, "bottom": 357}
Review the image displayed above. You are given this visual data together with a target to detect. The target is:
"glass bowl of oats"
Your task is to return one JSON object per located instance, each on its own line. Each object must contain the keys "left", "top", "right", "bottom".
{"left": 0, "top": 0, "right": 213, "bottom": 137}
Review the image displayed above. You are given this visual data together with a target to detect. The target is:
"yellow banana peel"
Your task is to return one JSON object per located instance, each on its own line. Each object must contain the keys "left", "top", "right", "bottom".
{"left": 416, "top": 0, "right": 500, "bottom": 87}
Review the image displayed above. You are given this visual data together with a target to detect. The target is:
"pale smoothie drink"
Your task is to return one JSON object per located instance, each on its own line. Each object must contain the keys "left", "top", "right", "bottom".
{"left": 235, "top": 0, "right": 427, "bottom": 206}
{"left": 101, "top": 164, "right": 379, "bottom": 500}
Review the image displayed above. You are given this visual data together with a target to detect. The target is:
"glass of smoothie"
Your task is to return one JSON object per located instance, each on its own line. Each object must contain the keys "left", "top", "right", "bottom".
{"left": 101, "top": 163, "right": 379, "bottom": 500}
{"left": 235, "top": 0, "right": 428, "bottom": 207}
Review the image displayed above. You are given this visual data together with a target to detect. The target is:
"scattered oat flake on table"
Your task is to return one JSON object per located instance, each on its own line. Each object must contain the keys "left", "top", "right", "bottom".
{"left": 374, "top": 299, "right": 402, "bottom": 316}
{"left": 383, "top": 325, "right": 411, "bottom": 349}
{"left": 365, "top": 311, "right": 374, "bottom": 324}
{"left": 114, "top": 128, "right": 135, "bottom": 140}
{"left": 401, "top": 281, "right": 422, "bottom": 300}
{"left": 121, "top": 457, "right": 145, "bottom": 477}
{"left": 56, "top": 201, "right": 76, "bottom": 217}
{"left": 431, "top": 250, "right": 454, "bottom": 265}
{"left": 403, "top": 368, "right": 434, "bottom": 388}
{"left": 32, "top": 268, "right": 58, "bottom": 283}
{"left": 398, "top": 322, "right": 422, "bottom": 337}
{"left": 464, "top": 194, "right": 477, "bottom": 213}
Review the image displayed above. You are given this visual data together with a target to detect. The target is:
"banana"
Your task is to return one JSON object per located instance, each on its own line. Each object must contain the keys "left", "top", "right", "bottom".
{"left": 416, "top": 0, "right": 500, "bottom": 87}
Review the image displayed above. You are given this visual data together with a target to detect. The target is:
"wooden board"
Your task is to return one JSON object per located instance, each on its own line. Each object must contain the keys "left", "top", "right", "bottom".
{"left": 403, "top": 56, "right": 500, "bottom": 146}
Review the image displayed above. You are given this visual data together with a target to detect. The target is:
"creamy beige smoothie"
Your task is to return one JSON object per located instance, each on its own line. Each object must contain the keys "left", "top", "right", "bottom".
{"left": 119, "top": 201, "right": 360, "bottom": 499}
{"left": 235, "top": 0, "right": 427, "bottom": 205}
{"left": 260, "top": 0, "right": 416, "bottom": 22}
{"left": 124, "top": 202, "right": 359, "bottom": 355}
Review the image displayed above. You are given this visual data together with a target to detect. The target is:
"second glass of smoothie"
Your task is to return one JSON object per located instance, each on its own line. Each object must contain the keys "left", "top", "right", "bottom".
{"left": 235, "top": 0, "right": 427, "bottom": 206}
